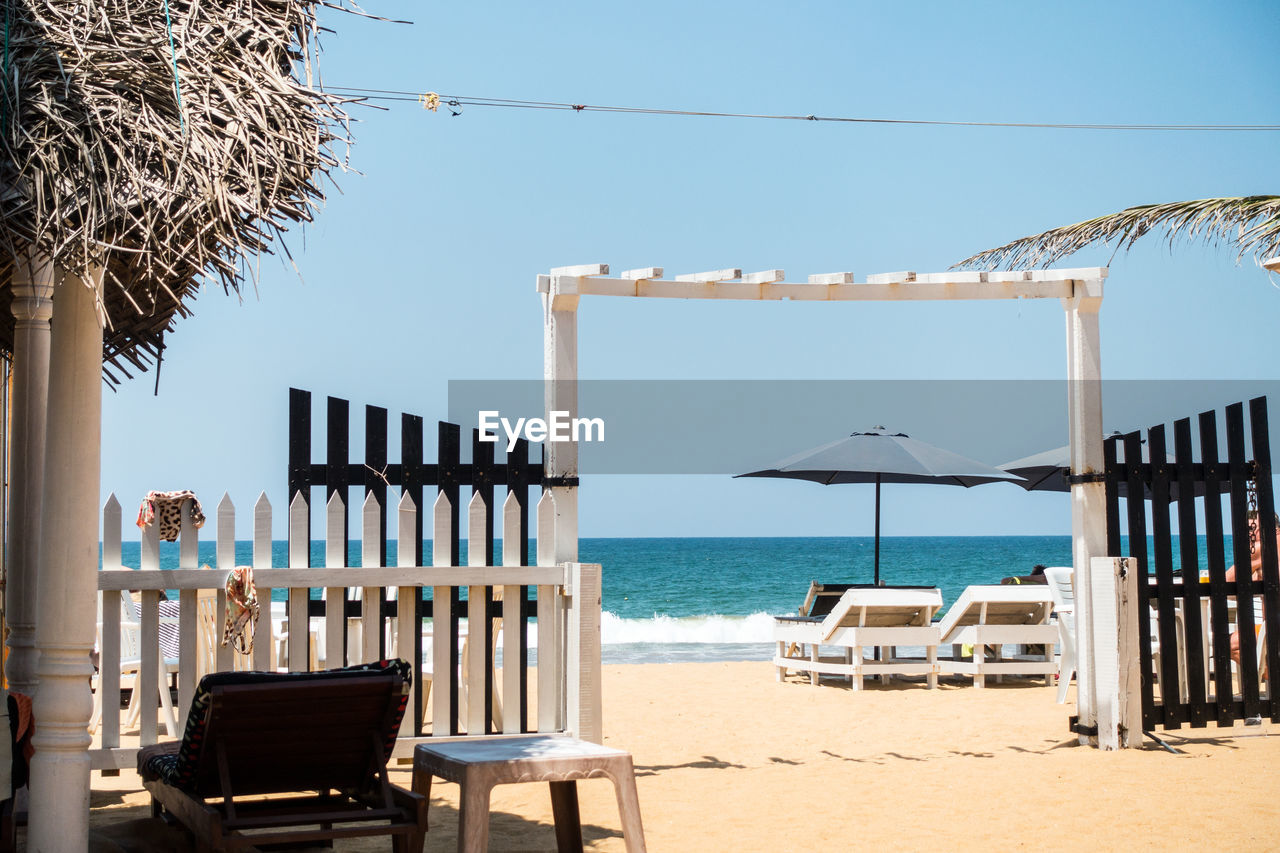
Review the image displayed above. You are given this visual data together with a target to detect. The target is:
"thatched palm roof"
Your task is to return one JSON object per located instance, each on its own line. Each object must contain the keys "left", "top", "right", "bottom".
{"left": 0, "top": 0, "right": 360, "bottom": 381}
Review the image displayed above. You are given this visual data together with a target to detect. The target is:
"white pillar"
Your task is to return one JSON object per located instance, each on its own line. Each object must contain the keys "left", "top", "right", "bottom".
{"left": 542, "top": 266, "right": 603, "bottom": 743}
{"left": 28, "top": 265, "right": 104, "bottom": 853}
{"left": 1062, "top": 274, "right": 1106, "bottom": 745}
{"left": 5, "top": 250, "right": 55, "bottom": 695}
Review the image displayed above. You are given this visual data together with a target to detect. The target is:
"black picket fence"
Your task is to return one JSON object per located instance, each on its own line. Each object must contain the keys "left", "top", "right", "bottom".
{"left": 286, "top": 388, "right": 551, "bottom": 736}
{"left": 1104, "top": 397, "right": 1279, "bottom": 731}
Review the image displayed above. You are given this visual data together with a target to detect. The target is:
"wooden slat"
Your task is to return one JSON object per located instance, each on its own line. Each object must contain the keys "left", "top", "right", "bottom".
{"left": 396, "top": 492, "right": 418, "bottom": 739}
{"left": 1198, "top": 410, "right": 1234, "bottom": 722}
{"left": 103, "top": 494, "right": 122, "bottom": 568}
{"left": 287, "top": 388, "right": 312, "bottom": 547}
{"left": 326, "top": 395, "right": 350, "bottom": 561}
{"left": 325, "top": 493, "right": 346, "bottom": 669}
{"left": 1148, "top": 425, "right": 1183, "bottom": 727}
{"left": 100, "top": 588, "right": 122, "bottom": 749}
{"left": 431, "top": 492, "right": 455, "bottom": 736}
{"left": 360, "top": 493, "right": 382, "bottom": 665}
{"left": 1247, "top": 396, "right": 1280, "bottom": 721}
{"left": 364, "top": 404, "right": 389, "bottom": 567}
{"left": 466, "top": 492, "right": 488, "bottom": 735}
{"left": 536, "top": 490, "right": 561, "bottom": 733}
{"left": 865, "top": 270, "right": 915, "bottom": 283}
{"left": 98, "top": 565, "right": 565, "bottom": 591}
{"left": 1226, "top": 404, "right": 1262, "bottom": 716}
{"left": 1103, "top": 436, "right": 1121, "bottom": 558}
{"left": 138, "top": 589, "right": 161, "bottom": 744}
{"left": 550, "top": 263, "right": 608, "bottom": 277}
{"left": 502, "top": 492, "right": 523, "bottom": 734}
{"left": 439, "top": 422, "right": 463, "bottom": 733}
{"left": 1173, "top": 418, "right": 1207, "bottom": 724}
{"left": 100, "top": 497, "right": 123, "bottom": 747}
{"left": 619, "top": 267, "right": 662, "bottom": 280}
{"left": 674, "top": 267, "right": 740, "bottom": 282}
{"left": 1121, "top": 431, "right": 1151, "bottom": 733}
{"left": 472, "top": 431, "right": 497, "bottom": 734}
{"left": 567, "top": 562, "right": 603, "bottom": 744}
{"left": 807, "top": 272, "right": 853, "bottom": 285}
{"left": 401, "top": 414, "right": 426, "bottom": 734}
{"left": 214, "top": 496, "right": 234, "bottom": 674}
{"left": 179, "top": 500, "right": 202, "bottom": 698}
{"left": 252, "top": 493, "right": 274, "bottom": 672}
{"left": 288, "top": 493, "right": 310, "bottom": 672}
{"left": 509, "top": 437, "right": 532, "bottom": 732}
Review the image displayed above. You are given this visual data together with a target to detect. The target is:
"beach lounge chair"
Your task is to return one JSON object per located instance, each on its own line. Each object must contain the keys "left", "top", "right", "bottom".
{"left": 138, "top": 659, "right": 427, "bottom": 852}
{"left": 1043, "top": 566, "right": 1076, "bottom": 703}
{"left": 938, "top": 585, "right": 1058, "bottom": 687}
{"left": 773, "top": 587, "right": 943, "bottom": 689}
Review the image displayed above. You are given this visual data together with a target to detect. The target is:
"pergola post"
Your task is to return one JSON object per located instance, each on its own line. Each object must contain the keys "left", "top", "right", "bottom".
{"left": 28, "top": 266, "right": 104, "bottom": 853}
{"left": 542, "top": 265, "right": 602, "bottom": 744}
{"left": 1062, "top": 275, "right": 1106, "bottom": 745}
{"left": 5, "top": 249, "right": 55, "bottom": 695}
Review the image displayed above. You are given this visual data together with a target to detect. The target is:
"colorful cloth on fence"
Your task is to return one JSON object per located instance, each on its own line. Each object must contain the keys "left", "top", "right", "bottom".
{"left": 136, "top": 490, "right": 206, "bottom": 542}
{"left": 222, "top": 566, "right": 260, "bottom": 656}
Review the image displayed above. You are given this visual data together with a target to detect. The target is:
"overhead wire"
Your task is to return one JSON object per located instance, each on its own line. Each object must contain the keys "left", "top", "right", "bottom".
{"left": 319, "top": 86, "right": 1280, "bottom": 132}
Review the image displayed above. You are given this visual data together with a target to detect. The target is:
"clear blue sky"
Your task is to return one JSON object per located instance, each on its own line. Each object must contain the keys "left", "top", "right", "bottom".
{"left": 101, "top": 1, "right": 1280, "bottom": 540}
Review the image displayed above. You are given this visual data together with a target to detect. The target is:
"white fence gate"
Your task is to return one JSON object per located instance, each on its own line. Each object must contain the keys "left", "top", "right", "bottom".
{"left": 93, "top": 488, "right": 601, "bottom": 771}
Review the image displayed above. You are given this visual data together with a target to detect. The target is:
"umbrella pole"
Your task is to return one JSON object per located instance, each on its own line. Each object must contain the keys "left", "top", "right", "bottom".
{"left": 874, "top": 475, "right": 881, "bottom": 586}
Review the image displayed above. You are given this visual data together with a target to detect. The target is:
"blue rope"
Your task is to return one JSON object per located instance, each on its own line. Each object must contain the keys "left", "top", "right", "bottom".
{"left": 163, "top": 0, "right": 184, "bottom": 132}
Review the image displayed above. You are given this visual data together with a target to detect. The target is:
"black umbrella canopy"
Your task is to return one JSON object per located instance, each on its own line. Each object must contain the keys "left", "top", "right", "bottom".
{"left": 737, "top": 428, "right": 1023, "bottom": 583}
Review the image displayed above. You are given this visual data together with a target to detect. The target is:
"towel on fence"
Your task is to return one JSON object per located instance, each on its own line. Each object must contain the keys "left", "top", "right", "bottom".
{"left": 222, "top": 566, "right": 260, "bottom": 656}
{"left": 136, "top": 490, "right": 206, "bottom": 542}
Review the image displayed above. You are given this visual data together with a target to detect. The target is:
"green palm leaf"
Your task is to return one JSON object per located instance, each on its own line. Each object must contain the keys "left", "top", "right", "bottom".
{"left": 954, "top": 196, "right": 1280, "bottom": 270}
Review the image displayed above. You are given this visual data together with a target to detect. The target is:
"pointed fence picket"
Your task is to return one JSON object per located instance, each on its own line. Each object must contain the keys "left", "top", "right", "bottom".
{"left": 93, "top": 488, "right": 598, "bottom": 771}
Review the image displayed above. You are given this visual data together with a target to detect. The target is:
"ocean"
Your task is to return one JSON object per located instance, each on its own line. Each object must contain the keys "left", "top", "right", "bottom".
{"left": 110, "top": 534, "right": 1231, "bottom": 664}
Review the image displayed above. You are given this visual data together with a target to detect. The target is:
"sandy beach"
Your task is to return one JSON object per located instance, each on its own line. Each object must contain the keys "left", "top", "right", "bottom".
{"left": 85, "top": 662, "right": 1279, "bottom": 852}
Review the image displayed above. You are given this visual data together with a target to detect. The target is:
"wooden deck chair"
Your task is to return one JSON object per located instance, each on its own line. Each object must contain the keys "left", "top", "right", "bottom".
{"left": 938, "top": 585, "right": 1058, "bottom": 687}
{"left": 773, "top": 587, "right": 943, "bottom": 689}
{"left": 138, "top": 659, "right": 426, "bottom": 852}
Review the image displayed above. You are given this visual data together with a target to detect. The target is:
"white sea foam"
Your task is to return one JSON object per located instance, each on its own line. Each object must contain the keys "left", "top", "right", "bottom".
{"left": 599, "top": 611, "right": 777, "bottom": 645}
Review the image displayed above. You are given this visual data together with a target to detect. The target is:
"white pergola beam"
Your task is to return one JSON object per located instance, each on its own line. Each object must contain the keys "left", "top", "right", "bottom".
{"left": 550, "top": 263, "right": 609, "bottom": 277}
{"left": 620, "top": 267, "right": 663, "bottom": 280}
{"left": 542, "top": 274, "right": 1095, "bottom": 302}
{"left": 674, "top": 268, "right": 741, "bottom": 282}
{"left": 866, "top": 270, "right": 916, "bottom": 283}
{"left": 808, "top": 272, "right": 854, "bottom": 284}
{"left": 741, "top": 269, "right": 785, "bottom": 285}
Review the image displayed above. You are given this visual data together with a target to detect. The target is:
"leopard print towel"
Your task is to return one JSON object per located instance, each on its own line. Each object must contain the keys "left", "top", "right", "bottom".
{"left": 136, "top": 490, "right": 206, "bottom": 542}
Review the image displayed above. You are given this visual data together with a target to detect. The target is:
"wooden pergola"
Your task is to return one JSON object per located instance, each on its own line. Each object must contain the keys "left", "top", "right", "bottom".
{"left": 539, "top": 262, "right": 1140, "bottom": 749}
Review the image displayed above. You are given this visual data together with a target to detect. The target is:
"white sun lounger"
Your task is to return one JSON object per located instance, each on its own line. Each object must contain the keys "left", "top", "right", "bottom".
{"left": 773, "top": 587, "right": 943, "bottom": 689}
{"left": 938, "top": 585, "right": 1058, "bottom": 688}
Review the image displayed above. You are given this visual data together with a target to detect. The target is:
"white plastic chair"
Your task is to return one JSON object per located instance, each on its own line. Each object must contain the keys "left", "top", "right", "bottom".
{"left": 90, "top": 595, "right": 179, "bottom": 736}
{"left": 1043, "top": 566, "right": 1076, "bottom": 704}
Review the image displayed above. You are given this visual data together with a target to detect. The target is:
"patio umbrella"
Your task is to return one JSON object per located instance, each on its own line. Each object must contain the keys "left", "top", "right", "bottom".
{"left": 735, "top": 427, "right": 1023, "bottom": 584}
{"left": 997, "top": 435, "right": 1214, "bottom": 497}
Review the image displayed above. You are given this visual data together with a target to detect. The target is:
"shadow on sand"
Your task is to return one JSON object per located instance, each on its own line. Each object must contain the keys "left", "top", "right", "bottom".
{"left": 86, "top": 792, "right": 625, "bottom": 852}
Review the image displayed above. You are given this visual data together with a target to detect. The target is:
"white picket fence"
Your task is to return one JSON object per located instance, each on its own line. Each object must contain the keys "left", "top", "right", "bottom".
{"left": 93, "top": 488, "right": 601, "bottom": 771}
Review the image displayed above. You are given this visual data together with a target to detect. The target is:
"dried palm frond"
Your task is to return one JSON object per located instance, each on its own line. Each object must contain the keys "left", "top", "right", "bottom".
{"left": 0, "top": 0, "right": 374, "bottom": 376}
{"left": 953, "top": 196, "right": 1280, "bottom": 271}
